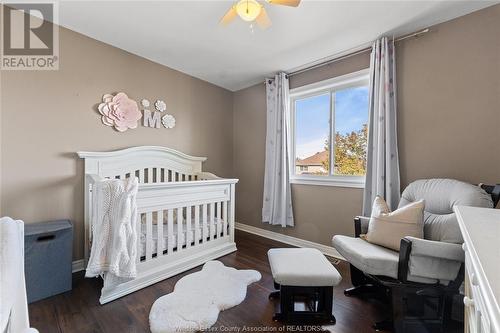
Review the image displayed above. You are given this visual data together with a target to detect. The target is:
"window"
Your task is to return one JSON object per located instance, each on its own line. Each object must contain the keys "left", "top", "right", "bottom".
{"left": 290, "top": 69, "right": 369, "bottom": 188}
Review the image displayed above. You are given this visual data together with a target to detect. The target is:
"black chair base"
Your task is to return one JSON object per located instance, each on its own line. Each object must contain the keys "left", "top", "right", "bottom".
{"left": 346, "top": 265, "right": 460, "bottom": 332}
{"left": 344, "top": 284, "right": 379, "bottom": 297}
{"left": 270, "top": 285, "right": 336, "bottom": 325}
{"left": 373, "top": 319, "right": 393, "bottom": 332}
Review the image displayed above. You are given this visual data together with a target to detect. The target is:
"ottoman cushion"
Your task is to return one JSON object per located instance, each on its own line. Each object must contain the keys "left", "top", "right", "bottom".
{"left": 268, "top": 248, "right": 342, "bottom": 287}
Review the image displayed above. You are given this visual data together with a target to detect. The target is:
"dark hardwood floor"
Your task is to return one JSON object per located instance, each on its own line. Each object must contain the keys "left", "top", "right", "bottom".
{"left": 28, "top": 231, "right": 395, "bottom": 333}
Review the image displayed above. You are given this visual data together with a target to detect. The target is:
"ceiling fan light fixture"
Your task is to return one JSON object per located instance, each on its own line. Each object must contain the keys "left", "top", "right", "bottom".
{"left": 235, "top": 0, "right": 262, "bottom": 22}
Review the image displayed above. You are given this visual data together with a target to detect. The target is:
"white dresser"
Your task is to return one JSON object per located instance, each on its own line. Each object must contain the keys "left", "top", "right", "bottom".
{"left": 455, "top": 206, "right": 500, "bottom": 333}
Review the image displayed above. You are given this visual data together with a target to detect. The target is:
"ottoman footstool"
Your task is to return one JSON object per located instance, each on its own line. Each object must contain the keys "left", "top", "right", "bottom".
{"left": 267, "top": 248, "right": 342, "bottom": 324}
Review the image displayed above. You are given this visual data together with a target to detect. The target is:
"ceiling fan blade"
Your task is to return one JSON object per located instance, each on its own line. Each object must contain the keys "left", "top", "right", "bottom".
{"left": 268, "top": 0, "right": 301, "bottom": 7}
{"left": 220, "top": 6, "right": 237, "bottom": 26}
{"left": 255, "top": 7, "right": 272, "bottom": 30}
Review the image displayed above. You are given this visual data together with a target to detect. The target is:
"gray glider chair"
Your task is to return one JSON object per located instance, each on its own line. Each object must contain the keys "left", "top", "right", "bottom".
{"left": 332, "top": 179, "right": 499, "bottom": 333}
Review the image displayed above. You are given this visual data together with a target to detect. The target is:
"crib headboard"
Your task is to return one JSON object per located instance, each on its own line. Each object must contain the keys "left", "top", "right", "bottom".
{"left": 77, "top": 146, "right": 207, "bottom": 183}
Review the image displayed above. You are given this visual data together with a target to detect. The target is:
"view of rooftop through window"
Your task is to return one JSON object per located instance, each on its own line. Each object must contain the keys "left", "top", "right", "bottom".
{"left": 294, "top": 85, "right": 369, "bottom": 176}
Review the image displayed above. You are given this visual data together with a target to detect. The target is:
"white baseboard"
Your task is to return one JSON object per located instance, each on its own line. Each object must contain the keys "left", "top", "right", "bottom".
{"left": 72, "top": 259, "right": 85, "bottom": 273}
{"left": 235, "top": 222, "right": 345, "bottom": 261}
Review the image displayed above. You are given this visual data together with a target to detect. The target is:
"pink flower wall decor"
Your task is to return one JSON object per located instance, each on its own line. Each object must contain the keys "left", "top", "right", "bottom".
{"left": 98, "top": 92, "right": 142, "bottom": 132}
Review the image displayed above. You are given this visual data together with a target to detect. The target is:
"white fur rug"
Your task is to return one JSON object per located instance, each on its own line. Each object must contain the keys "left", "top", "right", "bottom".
{"left": 149, "top": 260, "right": 261, "bottom": 333}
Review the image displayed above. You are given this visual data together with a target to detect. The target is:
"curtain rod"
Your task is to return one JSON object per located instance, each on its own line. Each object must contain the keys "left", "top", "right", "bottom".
{"left": 266, "top": 28, "right": 429, "bottom": 82}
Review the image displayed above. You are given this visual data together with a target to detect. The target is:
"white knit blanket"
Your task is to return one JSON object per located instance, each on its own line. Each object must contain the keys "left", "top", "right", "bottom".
{"left": 85, "top": 177, "right": 139, "bottom": 290}
{"left": 0, "top": 217, "right": 38, "bottom": 333}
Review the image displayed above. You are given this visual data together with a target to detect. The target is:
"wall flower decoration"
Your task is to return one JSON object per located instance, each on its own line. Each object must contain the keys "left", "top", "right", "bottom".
{"left": 162, "top": 114, "right": 176, "bottom": 129}
{"left": 98, "top": 92, "right": 142, "bottom": 132}
{"left": 155, "top": 100, "right": 166, "bottom": 112}
{"left": 141, "top": 99, "right": 150, "bottom": 108}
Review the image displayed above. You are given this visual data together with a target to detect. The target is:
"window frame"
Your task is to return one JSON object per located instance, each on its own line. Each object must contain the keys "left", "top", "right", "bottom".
{"left": 289, "top": 69, "right": 370, "bottom": 188}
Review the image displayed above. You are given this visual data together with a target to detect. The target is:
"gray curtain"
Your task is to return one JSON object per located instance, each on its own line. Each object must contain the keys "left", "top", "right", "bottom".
{"left": 362, "top": 37, "right": 401, "bottom": 216}
{"left": 262, "top": 72, "right": 294, "bottom": 227}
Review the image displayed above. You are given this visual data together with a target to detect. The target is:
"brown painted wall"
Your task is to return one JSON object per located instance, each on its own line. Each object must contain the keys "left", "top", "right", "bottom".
{"left": 233, "top": 4, "right": 500, "bottom": 246}
{"left": 0, "top": 27, "right": 234, "bottom": 260}
{"left": 397, "top": 4, "right": 500, "bottom": 188}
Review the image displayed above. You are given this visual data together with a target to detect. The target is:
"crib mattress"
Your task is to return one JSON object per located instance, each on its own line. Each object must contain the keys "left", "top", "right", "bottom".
{"left": 139, "top": 218, "right": 226, "bottom": 257}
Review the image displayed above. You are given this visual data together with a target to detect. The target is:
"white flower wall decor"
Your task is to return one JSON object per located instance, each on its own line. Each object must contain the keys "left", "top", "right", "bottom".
{"left": 155, "top": 100, "right": 166, "bottom": 112}
{"left": 162, "top": 114, "right": 176, "bottom": 129}
{"left": 98, "top": 93, "right": 142, "bottom": 132}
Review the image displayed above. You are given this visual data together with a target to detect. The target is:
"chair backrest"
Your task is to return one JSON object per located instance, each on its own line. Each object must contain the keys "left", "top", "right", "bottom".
{"left": 399, "top": 179, "right": 493, "bottom": 244}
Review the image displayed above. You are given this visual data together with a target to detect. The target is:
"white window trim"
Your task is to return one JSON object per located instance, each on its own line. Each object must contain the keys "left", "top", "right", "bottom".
{"left": 289, "top": 69, "right": 369, "bottom": 189}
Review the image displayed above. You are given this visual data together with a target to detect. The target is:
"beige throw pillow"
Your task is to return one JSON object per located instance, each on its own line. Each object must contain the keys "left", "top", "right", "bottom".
{"left": 365, "top": 196, "right": 425, "bottom": 251}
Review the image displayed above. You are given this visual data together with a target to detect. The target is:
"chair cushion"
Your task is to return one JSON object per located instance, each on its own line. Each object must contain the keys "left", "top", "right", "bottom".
{"left": 267, "top": 248, "right": 342, "bottom": 287}
{"left": 333, "top": 235, "right": 451, "bottom": 284}
{"left": 399, "top": 179, "right": 493, "bottom": 243}
{"left": 365, "top": 196, "right": 424, "bottom": 251}
{"left": 332, "top": 235, "right": 399, "bottom": 278}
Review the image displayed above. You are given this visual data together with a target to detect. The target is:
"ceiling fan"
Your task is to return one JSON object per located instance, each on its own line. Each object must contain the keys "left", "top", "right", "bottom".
{"left": 220, "top": 0, "right": 301, "bottom": 30}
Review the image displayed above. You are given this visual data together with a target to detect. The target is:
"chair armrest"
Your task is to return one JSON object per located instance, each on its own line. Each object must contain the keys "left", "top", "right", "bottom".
{"left": 353, "top": 216, "right": 370, "bottom": 237}
{"left": 405, "top": 236, "right": 464, "bottom": 262}
{"left": 397, "top": 238, "right": 412, "bottom": 281}
{"left": 398, "top": 237, "right": 464, "bottom": 283}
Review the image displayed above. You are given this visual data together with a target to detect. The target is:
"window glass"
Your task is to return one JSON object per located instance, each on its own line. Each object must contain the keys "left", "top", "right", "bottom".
{"left": 294, "top": 93, "right": 330, "bottom": 175}
{"left": 333, "top": 86, "right": 369, "bottom": 176}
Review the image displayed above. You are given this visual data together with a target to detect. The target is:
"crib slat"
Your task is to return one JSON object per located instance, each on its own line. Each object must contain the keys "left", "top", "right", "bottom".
{"left": 186, "top": 206, "right": 192, "bottom": 248}
{"left": 157, "top": 210, "right": 164, "bottom": 256}
{"left": 202, "top": 204, "right": 208, "bottom": 243}
{"left": 216, "top": 202, "right": 221, "bottom": 238}
{"left": 209, "top": 202, "right": 215, "bottom": 241}
{"left": 145, "top": 212, "right": 153, "bottom": 260}
{"left": 147, "top": 167, "right": 153, "bottom": 183}
{"left": 194, "top": 205, "right": 200, "bottom": 245}
{"left": 138, "top": 169, "right": 144, "bottom": 183}
{"left": 167, "top": 209, "right": 174, "bottom": 253}
{"left": 177, "top": 207, "right": 183, "bottom": 251}
{"left": 137, "top": 214, "right": 142, "bottom": 263}
{"left": 223, "top": 201, "right": 228, "bottom": 237}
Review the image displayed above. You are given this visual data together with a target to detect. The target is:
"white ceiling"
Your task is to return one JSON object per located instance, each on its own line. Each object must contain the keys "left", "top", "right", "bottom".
{"left": 58, "top": 1, "right": 497, "bottom": 91}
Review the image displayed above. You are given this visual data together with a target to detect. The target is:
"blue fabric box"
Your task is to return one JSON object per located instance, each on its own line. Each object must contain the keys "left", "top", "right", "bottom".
{"left": 24, "top": 220, "right": 73, "bottom": 303}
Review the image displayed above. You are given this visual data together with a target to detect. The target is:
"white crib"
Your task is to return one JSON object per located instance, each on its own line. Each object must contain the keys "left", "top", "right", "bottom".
{"left": 78, "top": 146, "right": 238, "bottom": 304}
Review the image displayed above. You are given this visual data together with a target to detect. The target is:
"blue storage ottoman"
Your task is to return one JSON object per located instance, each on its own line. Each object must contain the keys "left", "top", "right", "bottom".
{"left": 24, "top": 220, "right": 73, "bottom": 303}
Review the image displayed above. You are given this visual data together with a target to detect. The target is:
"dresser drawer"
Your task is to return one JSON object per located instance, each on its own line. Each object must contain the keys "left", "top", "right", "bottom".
{"left": 464, "top": 248, "right": 492, "bottom": 333}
